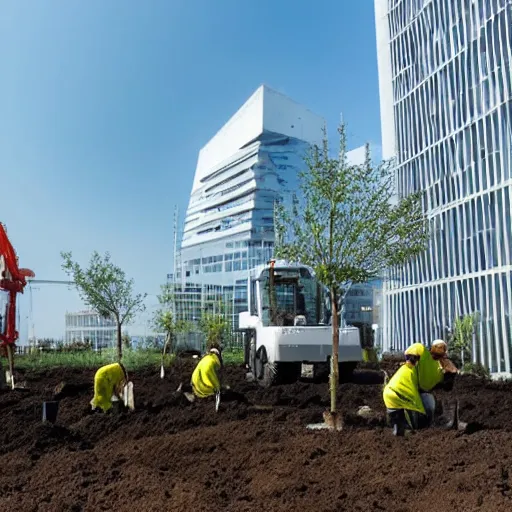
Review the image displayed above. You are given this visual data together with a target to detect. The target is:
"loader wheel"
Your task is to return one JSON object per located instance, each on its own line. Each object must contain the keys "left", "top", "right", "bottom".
{"left": 255, "top": 347, "right": 276, "bottom": 388}
{"left": 255, "top": 348, "right": 299, "bottom": 387}
{"left": 261, "top": 361, "right": 279, "bottom": 388}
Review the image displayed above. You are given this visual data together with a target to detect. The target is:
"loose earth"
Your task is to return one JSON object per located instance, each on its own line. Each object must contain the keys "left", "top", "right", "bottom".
{"left": 1, "top": 360, "right": 511, "bottom": 512}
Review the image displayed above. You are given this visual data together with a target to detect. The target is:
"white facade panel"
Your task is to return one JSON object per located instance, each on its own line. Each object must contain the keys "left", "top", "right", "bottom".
{"left": 376, "top": 0, "right": 512, "bottom": 373}
{"left": 261, "top": 87, "right": 324, "bottom": 147}
{"left": 193, "top": 87, "right": 264, "bottom": 192}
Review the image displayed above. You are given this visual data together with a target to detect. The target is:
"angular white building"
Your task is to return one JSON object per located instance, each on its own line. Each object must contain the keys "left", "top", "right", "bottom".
{"left": 174, "top": 86, "right": 324, "bottom": 327}
{"left": 375, "top": 0, "right": 512, "bottom": 372}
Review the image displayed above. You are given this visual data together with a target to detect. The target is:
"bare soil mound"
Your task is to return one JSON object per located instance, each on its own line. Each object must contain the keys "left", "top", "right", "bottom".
{"left": 1, "top": 362, "right": 512, "bottom": 511}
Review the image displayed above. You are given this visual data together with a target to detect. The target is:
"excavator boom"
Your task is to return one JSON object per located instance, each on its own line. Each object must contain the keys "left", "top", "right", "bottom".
{"left": 0, "top": 223, "right": 34, "bottom": 387}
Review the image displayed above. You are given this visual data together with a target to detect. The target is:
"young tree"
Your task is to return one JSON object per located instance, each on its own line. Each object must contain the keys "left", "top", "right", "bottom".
{"left": 274, "top": 124, "right": 429, "bottom": 428}
{"left": 199, "top": 300, "right": 232, "bottom": 350}
{"left": 61, "top": 251, "right": 146, "bottom": 360}
{"left": 450, "top": 312, "right": 479, "bottom": 365}
{"left": 153, "top": 283, "right": 191, "bottom": 356}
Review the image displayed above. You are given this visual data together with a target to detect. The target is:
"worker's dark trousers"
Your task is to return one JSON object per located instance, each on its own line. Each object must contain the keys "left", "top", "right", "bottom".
{"left": 387, "top": 393, "right": 435, "bottom": 436}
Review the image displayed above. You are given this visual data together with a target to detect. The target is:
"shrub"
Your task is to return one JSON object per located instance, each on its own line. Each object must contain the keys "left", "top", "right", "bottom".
{"left": 462, "top": 362, "right": 491, "bottom": 380}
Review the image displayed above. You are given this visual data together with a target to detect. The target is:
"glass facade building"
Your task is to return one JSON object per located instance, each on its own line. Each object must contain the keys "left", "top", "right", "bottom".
{"left": 375, "top": 0, "right": 512, "bottom": 372}
{"left": 65, "top": 310, "right": 116, "bottom": 350}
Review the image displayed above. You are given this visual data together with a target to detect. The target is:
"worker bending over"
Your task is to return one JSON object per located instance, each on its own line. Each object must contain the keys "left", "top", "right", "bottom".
{"left": 90, "top": 362, "right": 128, "bottom": 412}
{"left": 178, "top": 344, "right": 247, "bottom": 406}
{"left": 178, "top": 344, "right": 224, "bottom": 402}
{"left": 383, "top": 340, "right": 457, "bottom": 436}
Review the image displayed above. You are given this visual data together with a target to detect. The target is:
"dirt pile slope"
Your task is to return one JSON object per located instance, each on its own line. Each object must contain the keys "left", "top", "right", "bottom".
{"left": 1, "top": 364, "right": 512, "bottom": 511}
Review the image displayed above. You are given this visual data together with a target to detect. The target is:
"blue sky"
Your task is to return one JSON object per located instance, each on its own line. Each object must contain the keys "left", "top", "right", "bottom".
{"left": 1, "top": 0, "right": 382, "bottom": 339}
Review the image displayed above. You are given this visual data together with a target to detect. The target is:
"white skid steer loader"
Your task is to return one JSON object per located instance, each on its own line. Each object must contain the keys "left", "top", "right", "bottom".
{"left": 239, "top": 260, "right": 362, "bottom": 387}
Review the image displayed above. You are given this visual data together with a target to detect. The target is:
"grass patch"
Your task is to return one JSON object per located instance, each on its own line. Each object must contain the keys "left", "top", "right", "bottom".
{"left": 222, "top": 348, "right": 244, "bottom": 365}
{"left": 14, "top": 349, "right": 166, "bottom": 372}
{"left": 13, "top": 347, "right": 245, "bottom": 371}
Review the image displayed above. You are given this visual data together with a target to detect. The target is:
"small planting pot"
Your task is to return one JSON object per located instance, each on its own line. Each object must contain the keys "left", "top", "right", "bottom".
{"left": 42, "top": 401, "right": 59, "bottom": 424}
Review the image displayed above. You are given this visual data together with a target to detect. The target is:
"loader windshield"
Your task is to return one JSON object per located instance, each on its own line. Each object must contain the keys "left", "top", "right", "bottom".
{"left": 260, "top": 267, "right": 324, "bottom": 327}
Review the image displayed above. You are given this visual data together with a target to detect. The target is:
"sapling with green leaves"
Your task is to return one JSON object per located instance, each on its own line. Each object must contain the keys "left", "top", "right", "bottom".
{"left": 274, "top": 123, "right": 429, "bottom": 428}
{"left": 153, "top": 283, "right": 192, "bottom": 377}
{"left": 61, "top": 251, "right": 146, "bottom": 361}
{"left": 199, "top": 300, "right": 232, "bottom": 350}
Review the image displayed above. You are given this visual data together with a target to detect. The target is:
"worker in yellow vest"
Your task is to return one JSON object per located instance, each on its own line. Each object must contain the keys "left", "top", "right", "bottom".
{"left": 178, "top": 344, "right": 223, "bottom": 403}
{"left": 177, "top": 343, "right": 247, "bottom": 410}
{"left": 383, "top": 341, "right": 457, "bottom": 436}
{"left": 90, "top": 362, "right": 128, "bottom": 413}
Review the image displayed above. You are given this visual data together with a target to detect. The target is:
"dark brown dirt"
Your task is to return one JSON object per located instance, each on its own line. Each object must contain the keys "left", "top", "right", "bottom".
{"left": 1, "top": 361, "right": 512, "bottom": 511}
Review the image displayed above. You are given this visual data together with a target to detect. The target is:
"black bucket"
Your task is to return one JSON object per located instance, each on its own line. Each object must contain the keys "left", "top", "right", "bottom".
{"left": 42, "top": 401, "right": 59, "bottom": 423}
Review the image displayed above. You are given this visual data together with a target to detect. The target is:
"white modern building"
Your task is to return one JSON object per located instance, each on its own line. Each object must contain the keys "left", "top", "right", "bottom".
{"left": 173, "top": 86, "right": 324, "bottom": 328}
{"left": 65, "top": 310, "right": 116, "bottom": 350}
{"left": 375, "top": 0, "right": 512, "bottom": 372}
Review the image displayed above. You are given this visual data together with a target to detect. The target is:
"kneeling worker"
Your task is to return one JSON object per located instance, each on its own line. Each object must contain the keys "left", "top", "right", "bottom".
{"left": 90, "top": 362, "right": 129, "bottom": 412}
{"left": 178, "top": 343, "right": 223, "bottom": 403}
{"left": 383, "top": 341, "right": 457, "bottom": 436}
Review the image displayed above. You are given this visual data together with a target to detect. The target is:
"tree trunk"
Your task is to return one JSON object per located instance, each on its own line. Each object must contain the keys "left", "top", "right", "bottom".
{"left": 163, "top": 331, "right": 172, "bottom": 356}
{"left": 330, "top": 289, "right": 339, "bottom": 414}
{"left": 116, "top": 320, "right": 122, "bottom": 361}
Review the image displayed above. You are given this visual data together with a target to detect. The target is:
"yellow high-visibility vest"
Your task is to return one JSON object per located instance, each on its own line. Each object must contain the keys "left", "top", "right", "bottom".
{"left": 191, "top": 353, "right": 221, "bottom": 398}
{"left": 383, "top": 362, "right": 425, "bottom": 414}
{"left": 90, "top": 363, "right": 126, "bottom": 412}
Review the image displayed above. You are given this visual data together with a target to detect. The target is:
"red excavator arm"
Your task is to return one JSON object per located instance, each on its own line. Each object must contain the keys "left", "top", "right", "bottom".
{"left": 0, "top": 223, "right": 34, "bottom": 352}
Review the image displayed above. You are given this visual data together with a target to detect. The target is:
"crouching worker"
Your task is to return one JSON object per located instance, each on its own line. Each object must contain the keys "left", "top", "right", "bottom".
{"left": 383, "top": 341, "right": 457, "bottom": 436}
{"left": 90, "top": 362, "right": 128, "bottom": 412}
{"left": 177, "top": 344, "right": 223, "bottom": 403}
{"left": 178, "top": 344, "right": 247, "bottom": 406}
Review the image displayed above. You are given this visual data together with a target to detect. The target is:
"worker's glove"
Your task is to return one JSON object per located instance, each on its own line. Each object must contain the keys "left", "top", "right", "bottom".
{"left": 439, "top": 357, "right": 458, "bottom": 374}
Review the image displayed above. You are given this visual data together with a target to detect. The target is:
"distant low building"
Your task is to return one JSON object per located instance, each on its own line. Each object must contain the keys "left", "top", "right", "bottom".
{"left": 345, "top": 280, "right": 383, "bottom": 348}
{"left": 65, "top": 310, "right": 116, "bottom": 350}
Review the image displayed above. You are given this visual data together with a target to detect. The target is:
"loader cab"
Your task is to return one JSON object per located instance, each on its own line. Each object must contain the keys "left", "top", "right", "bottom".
{"left": 244, "top": 264, "right": 329, "bottom": 328}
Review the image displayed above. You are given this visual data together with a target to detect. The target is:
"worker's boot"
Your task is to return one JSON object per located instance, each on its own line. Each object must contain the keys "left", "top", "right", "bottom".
{"left": 388, "top": 409, "right": 406, "bottom": 437}
{"left": 177, "top": 382, "right": 195, "bottom": 403}
{"left": 436, "top": 400, "right": 457, "bottom": 429}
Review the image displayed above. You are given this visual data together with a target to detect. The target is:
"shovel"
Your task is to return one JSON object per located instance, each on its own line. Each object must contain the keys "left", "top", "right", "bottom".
{"left": 160, "top": 345, "right": 166, "bottom": 379}
{"left": 123, "top": 381, "right": 135, "bottom": 410}
{"left": 215, "top": 391, "right": 221, "bottom": 412}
